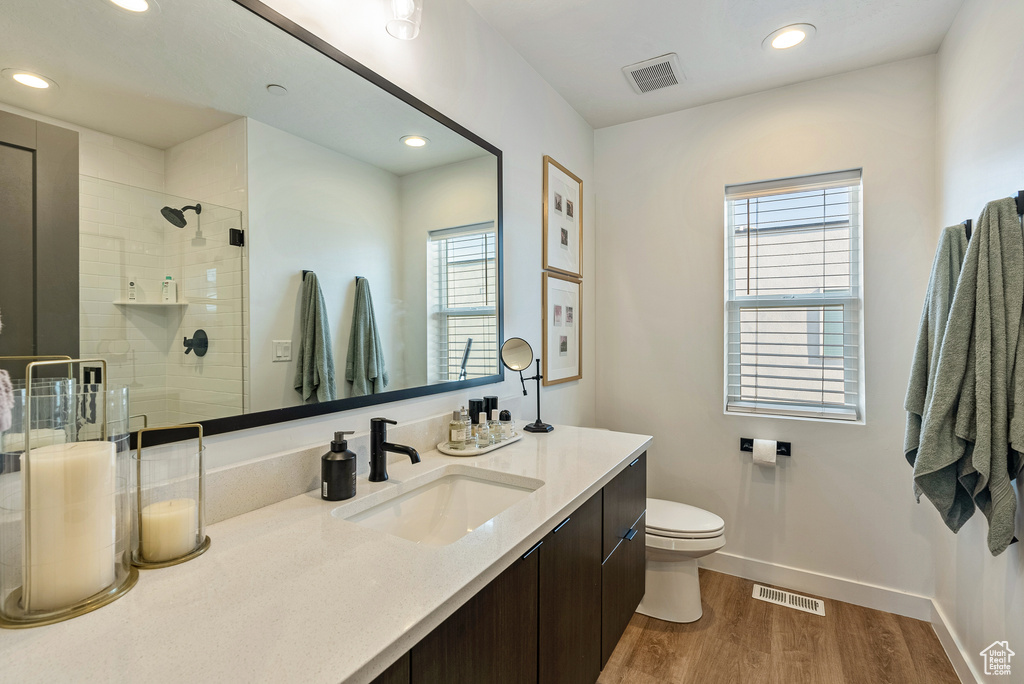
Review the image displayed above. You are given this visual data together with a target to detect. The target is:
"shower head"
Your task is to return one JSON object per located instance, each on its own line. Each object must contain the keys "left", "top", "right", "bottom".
{"left": 160, "top": 203, "right": 201, "bottom": 228}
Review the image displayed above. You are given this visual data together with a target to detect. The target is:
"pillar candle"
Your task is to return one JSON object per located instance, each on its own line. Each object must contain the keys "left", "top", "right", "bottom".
{"left": 23, "top": 441, "right": 116, "bottom": 612}
{"left": 141, "top": 498, "right": 197, "bottom": 562}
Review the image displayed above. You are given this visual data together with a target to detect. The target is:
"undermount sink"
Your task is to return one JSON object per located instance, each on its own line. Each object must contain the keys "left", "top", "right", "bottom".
{"left": 335, "top": 465, "right": 543, "bottom": 546}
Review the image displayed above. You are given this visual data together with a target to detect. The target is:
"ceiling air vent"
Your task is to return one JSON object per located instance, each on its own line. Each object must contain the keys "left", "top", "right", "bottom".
{"left": 622, "top": 53, "right": 683, "bottom": 95}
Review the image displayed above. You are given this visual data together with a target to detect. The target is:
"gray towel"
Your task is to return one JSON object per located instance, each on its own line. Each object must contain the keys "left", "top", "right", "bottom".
{"left": 293, "top": 273, "right": 336, "bottom": 403}
{"left": 916, "top": 197, "right": 1023, "bottom": 555}
{"left": 0, "top": 311, "right": 11, "bottom": 432}
{"left": 345, "top": 277, "right": 389, "bottom": 397}
{"left": 905, "top": 224, "right": 968, "bottom": 471}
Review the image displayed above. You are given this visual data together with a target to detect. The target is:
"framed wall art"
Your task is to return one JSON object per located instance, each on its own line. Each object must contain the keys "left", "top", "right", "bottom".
{"left": 543, "top": 155, "right": 583, "bottom": 278}
{"left": 543, "top": 272, "right": 582, "bottom": 385}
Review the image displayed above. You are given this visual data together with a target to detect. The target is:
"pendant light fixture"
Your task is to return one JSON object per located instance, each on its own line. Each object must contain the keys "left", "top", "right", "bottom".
{"left": 387, "top": 0, "right": 423, "bottom": 40}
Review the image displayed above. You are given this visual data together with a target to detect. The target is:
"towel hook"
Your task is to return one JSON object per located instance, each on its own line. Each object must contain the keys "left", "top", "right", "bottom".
{"left": 963, "top": 219, "right": 972, "bottom": 241}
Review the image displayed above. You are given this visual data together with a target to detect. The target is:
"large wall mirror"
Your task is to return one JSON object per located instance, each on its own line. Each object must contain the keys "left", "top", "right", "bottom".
{"left": 0, "top": 0, "right": 503, "bottom": 440}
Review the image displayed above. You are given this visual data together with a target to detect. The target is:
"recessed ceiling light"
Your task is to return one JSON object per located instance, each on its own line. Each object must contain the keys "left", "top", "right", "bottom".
{"left": 401, "top": 135, "right": 429, "bottom": 148}
{"left": 1, "top": 69, "right": 58, "bottom": 90}
{"left": 763, "top": 24, "right": 816, "bottom": 50}
{"left": 266, "top": 84, "right": 288, "bottom": 96}
{"left": 109, "top": 0, "right": 150, "bottom": 12}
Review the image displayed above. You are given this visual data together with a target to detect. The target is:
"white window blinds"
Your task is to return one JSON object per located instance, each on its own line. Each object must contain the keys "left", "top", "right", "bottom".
{"left": 428, "top": 223, "right": 498, "bottom": 382}
{"left": 725, "top": 169, "right": 863, "bottom": 421}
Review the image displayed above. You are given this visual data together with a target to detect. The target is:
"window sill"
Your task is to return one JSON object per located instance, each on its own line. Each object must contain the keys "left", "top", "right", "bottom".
{"left": 725, "top": 402, "right": 862, "bottom": 425}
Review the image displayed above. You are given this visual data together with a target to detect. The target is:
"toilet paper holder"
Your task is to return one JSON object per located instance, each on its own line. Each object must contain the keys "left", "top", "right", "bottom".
{"left": 740, "top": 438, "right": 791, "bottom": 456}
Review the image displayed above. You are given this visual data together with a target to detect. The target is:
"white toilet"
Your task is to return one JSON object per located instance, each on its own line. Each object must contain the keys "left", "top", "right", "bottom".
{"left": 637, "top": 498, "right": 726, "bottom": 623}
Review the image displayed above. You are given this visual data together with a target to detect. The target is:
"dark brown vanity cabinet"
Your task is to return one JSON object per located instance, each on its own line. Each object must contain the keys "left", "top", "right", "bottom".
{"left": 378, "top": 452, "right": 647, "bottom": 684}
{"left": 410, "top": 548, "right": 539, "bottom": 684}
{"left": 599, "top": 452, "right": 647, "bottom": 667}
{"left": 539, "top": 491, "right": 603, "bottom": 684}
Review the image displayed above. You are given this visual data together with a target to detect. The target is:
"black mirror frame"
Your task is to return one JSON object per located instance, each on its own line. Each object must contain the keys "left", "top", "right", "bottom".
{"left": 135, "top": 0, "right": 504, "bottom": 448}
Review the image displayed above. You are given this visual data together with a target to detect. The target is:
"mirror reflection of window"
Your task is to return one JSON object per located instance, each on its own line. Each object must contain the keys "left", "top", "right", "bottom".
{"left": 428, "top": 223, "right": 498, "bottom": 382}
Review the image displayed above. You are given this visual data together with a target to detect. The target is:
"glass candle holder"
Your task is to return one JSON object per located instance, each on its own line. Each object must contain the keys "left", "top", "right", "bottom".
{"left": 132, "top": 424, "right": 209, "bottom": 568}
{"left": 0, "top": 359, "right": 138, "bottom": 629}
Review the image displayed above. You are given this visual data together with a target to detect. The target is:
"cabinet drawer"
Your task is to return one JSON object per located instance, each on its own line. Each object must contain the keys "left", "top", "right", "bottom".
{"left": 601, "top": 511, "right": 645, "bottom": 668}
{"left": 602, "top": 452, "right": 647, "bottom": 561}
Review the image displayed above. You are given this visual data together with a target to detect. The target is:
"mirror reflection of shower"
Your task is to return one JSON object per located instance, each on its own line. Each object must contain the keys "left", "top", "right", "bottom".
{"left": 161, "top": 203, "right": 206, "bottom": 246}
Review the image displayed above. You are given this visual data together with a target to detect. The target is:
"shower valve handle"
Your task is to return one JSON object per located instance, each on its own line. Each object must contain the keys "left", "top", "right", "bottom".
{"left": 183, "top": 329, "right": 209, "bottom": 357}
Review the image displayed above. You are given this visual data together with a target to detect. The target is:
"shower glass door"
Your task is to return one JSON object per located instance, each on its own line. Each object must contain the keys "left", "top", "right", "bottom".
{"left": 78, "top": 176, "right": 245, "bottom": 429}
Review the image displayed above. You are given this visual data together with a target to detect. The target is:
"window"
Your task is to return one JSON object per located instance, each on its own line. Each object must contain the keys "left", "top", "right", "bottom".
{"left": 725, "top": 169, "right": 863, "bottom": 421}
{"left": 428, "top": 223, "right": 498, "bottom": 382}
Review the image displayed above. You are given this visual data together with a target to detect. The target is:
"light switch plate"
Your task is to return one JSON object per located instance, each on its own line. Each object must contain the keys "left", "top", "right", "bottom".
{"left": 272, "top": 340, "right": 292, "bottom": 362}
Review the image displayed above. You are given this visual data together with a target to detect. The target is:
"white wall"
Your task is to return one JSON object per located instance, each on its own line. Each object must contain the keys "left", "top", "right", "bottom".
{"left": 247, "top": 118, "right": 405, "bottom": 410}
{"left": 399, "top": 155, "right": 498, "bottom": 385}
{"left": 935, "top": 0, "right": 1024, "bottom": 677}
{"left": 201, "top": 0, "right": 595, "bottom": 467}
{"left": 595, "top": 58, "right": 943, "bottom": 598}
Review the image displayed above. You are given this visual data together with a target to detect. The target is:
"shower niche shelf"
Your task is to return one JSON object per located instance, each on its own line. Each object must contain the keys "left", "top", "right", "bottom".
{"left": 114, "top": 300, "right": 190, "bottom": 307}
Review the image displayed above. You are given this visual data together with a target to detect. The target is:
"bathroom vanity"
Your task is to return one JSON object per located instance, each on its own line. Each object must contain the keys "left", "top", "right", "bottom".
{"left": 0, "top": 425, "right": 650, "bottom": 684}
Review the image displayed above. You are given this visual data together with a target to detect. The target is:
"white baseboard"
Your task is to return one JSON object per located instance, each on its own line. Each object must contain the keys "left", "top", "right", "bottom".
{"left": 930, "top": 602, "right": 981, "bottom": 684}
{"left": 698, "top": 552, "right": 978, "bottom": 683}
{"left": 699, "top": 552, "right": 933, "bottom": 619}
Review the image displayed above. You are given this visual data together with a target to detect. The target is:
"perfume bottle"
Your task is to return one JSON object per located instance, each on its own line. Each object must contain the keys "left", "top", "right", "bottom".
{"left": 499, "top": 410, "right": 514, "bottom": 440}
{"left": 448, "top": 410, "right": 467, "bottom": 448}
{"left": 475, "top": 412, "right": 491, "bottom": 447}
{"left": 460, "top": 406, "right": 472, "bottom": 439}
{"left": 489, "top": 409, "right": 503, "bottom": 444}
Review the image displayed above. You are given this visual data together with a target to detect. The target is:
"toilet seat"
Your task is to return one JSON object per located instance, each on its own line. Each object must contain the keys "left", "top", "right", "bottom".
{"left": 646, "top": 498, "right": 725, "bottom": 539}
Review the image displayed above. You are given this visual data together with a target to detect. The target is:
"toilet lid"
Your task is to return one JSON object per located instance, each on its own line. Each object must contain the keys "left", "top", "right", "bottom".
{"left": 646, "top": 498, "right": 725, "bottom": 539}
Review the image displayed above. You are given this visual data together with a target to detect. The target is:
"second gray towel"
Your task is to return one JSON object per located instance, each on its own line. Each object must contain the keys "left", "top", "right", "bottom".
{"left": 346, "top": 277, "right": 389, "bottom": 397}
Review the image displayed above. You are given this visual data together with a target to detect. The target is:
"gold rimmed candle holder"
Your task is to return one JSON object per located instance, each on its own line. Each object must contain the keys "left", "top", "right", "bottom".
{"left": 0, "top": 358, "right": 138, "bottom": 629}
{"left": 132, "top": 424, "right": 210, "bottom": 569}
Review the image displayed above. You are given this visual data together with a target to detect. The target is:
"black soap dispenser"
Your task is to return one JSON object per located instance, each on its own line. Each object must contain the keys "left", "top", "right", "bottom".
{"left": 322, "top": 431, "right": 357, "bottom": 501}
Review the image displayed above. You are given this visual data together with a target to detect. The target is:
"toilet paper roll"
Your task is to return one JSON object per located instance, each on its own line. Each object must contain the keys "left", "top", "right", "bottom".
{"left": 753, "top": 439, "right": 777, "bottom": 467}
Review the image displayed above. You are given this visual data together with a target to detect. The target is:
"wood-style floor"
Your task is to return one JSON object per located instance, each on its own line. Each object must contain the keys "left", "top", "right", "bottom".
{"left": 598, "top": 569, "right": 959, "bottom": 684}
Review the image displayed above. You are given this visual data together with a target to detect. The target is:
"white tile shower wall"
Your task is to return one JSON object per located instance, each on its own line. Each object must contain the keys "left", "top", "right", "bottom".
{"left": 79, "top": 179, "right": 176, "bottom": 427}
{"left": 165, "top": 119, "right": 248, "bottom": 424}
{"left": 163, "top": 204, "right": 245, "bottom": 425}
{"left": 2, "top": 103, "right": 247, "bottom": 427}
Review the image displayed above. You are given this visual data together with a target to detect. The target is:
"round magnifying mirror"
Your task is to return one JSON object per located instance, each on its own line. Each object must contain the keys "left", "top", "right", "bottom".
{"left": 500, "top": 337, "right": 534, "bottom": 372}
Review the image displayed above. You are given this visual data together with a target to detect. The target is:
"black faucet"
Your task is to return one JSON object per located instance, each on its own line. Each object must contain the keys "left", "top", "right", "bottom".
{"left": 369, "top": 417, "right": 421, "bottom": 482}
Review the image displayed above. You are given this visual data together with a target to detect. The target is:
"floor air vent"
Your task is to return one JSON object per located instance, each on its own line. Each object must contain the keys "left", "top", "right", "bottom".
{"left": 622, "top": 54, "right": 682, "bottom": 94}
{"left": 752, "top": 584, "right": 826, "bottom": 616}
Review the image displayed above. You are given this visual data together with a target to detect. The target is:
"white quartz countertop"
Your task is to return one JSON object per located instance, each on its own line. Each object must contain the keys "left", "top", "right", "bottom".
{"left": 1, "top": 424, "right": 651, "bottom": 684}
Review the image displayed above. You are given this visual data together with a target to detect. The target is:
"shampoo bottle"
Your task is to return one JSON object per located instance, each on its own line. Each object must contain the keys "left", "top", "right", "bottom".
{"left": 161, "top": 275, "right": 177, "bottom": 303}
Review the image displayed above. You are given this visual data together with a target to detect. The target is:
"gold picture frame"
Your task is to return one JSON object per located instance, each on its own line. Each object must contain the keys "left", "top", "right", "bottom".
{"left": 542, "top": 155, "right": 583, "bottom": 278}
{"left": 543, "top": 272, "right": 582, "bottom": 386}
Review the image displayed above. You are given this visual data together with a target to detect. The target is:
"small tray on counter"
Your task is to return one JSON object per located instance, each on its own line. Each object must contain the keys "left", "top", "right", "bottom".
{"left": 437, "top": 432, "right": 522, "bottom": 457}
